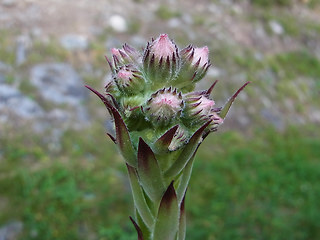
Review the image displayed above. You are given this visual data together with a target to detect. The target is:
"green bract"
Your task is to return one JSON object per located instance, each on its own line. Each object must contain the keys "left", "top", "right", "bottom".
{"left": 87, "top": 34, "right": 249, "bottom": 240}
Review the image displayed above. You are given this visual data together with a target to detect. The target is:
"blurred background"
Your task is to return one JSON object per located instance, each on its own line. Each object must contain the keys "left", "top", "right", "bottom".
{"left": 0, "top": 0, "right": 319, "bottom": 239}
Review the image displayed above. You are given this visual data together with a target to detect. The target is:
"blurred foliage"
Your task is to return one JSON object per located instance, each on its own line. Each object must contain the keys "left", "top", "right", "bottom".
{"left": 156, "top": 5, "right": 181, "bottom": 20}
{"left": 250, "top": 0, "right": 319, "bottom": 7}
{"left": 251, "top": 0, "right": 293, "bottom": 7}
{"left": 1, "top": 125, "right": 319, "bottom": 239}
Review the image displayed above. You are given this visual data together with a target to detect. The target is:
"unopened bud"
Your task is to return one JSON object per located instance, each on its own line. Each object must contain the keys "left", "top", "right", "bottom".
{"left": 192, "top": 46, "right": 209, "bottom": 68}
{"left": 150, "top": 34, "right": 176, "bottom": 60}
{"left": 178, "top": 45, "right": 210, "bottom": 85}
{"left": 143, "top": 34, "right": 180, "bottom": 85}
{"left": 115, "top": 65, "right": 145, "bottom": 95}
{"left": 145, "top": 87, "right": 183, "bottom": 124}
{"left": 168, "top": 126, "right": 187, "bottom": 151}
{"left": 209, "top": 111, "right": 224, "bottom": 131}
{"left": 112, "top": 44, "right": 140, "bottom": 67}
{"left": 184, "top": 92, "right": 215, "bottom": 125}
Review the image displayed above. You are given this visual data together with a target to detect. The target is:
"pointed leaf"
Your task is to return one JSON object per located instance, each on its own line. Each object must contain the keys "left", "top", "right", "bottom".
{"left": 138, "top": 138, "right": 165, "bottom": 202}
{"left": 130, "top": 216, "right": 144, "bottom": 240}
{"left": 220, "top": 81, "right": 250, "bottom": 119}
{"left": 105, "top": 55, "right": 115, "bottom": 74}
{"left": 127, "top": 164, "right": 154, "bottom": 229}
{"left": 206, "top": 79, "right": 218, "bottom": 95}
{"left": 178, "top": 194, "right": 186, "bottom": 240}
{"left": 176, "top": 146, "right": 198, "bottom": 204}
{"left": 153, "top": 182, "right": 179, "bottom": 240}
{"left": 113, "top": 107, "right": 137, "bottom": 167}
{"left": 86, "top": 85, "right": 137, "bottom": 167}
{"left": 153, "top": 125, "right": 179, "bottom": 153}
{"left": 135, "top": 209, "right": 151, "bottom": 240}
{"left": 106, "top": 132, "right": 116, "bottom": 144}
{"left": 164, "top": 121, "right": 211, "bottom": 179}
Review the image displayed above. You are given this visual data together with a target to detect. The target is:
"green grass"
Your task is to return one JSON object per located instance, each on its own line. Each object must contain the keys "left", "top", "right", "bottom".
{"left": 1, "top": 124, "right": 319, "bottom": 239}
{"left": 251, "top": 0, "right": 293, "bottom": 7}
{"left": 0, "top": 30, "right": 16, "bottom": 65}
{"left": 190, "top": 126, "right": 320, "bottom": 239}
{"left": 155, "top": 5, "right": 181, "bottom": 20}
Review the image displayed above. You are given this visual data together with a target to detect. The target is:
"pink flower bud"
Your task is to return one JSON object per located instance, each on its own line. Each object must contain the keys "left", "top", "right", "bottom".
{"left": 142, "top": 34, "right": 180, "bottom": 85}
{"left": 115, "top": 65, "right": 145, "bottom": 95}
{"left": 111, "top": 44, "right": 140, "bottom": 67}
{"left": 150, "top": 34, "right": 176, "bottom": 60}
{"left": 168, "top": 126, "right": 187, "bottom": 151}
{"left": 145, "top": 87, "right": 183, "bottom": 124}
{"left": 117, "top": 68, "right": 133, "bottom": 84}
{"left": 192, "top": 46, "right": 209, "bottom": 68}
{"left": 184, "top": 91, "right": 216, "bottom": 124}
{"left": 209, "top": 112, "right": 224, "bottom": 131}
{"left": 177, "top": 45, "right": 210, "bottom": 84}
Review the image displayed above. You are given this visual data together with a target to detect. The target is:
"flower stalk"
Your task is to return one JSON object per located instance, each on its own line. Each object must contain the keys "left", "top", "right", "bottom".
{"left": 86, "top": 34, "right": 249, "bottom": 240}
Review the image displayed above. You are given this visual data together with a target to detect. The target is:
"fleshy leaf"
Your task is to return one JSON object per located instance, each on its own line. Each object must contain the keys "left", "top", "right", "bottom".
{"left": 206, "top": 79, "right": 218, "bottom": 95}
{"left": 86, "top": 85, "right": 137, "bottom": 167}
{"left": 220, "top": 81, "right": 250, "bottom": 119}
{"left": 136, "top": 209, "right": 152, "bottom": 240}
{"left": 137, "top": 138, "right": 165, "bottom": 202}
{"left": 106, "top": 132, "right": 116, "bottom": 144}
{"left": 164, "top": 121, "right": 211, "bottom": 179}
{"left": 176, "top": 147, "right": 198, "bottom": 204}
{"left": 178, "top": 194, "right": 186, "bottom": 240}
{"left": 153, "top": 182, "right": 179, "bottom": 240}
{"left": 130, "top": 216, "right": 144, "bottom": 240}
{"left": 153, "top": 125, "right": 179, "bottom": 153}
{"left": 127, "top": 164, "right": 154, "bottom": 229}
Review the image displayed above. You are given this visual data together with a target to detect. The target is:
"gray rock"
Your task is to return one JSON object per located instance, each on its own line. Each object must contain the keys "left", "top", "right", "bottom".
{"left": 30, "top": 63, "right": 88, "bottom": 105}
{"left": 60, "top": 34, "right": 88, "bottom": 51}
{"left": 109, "top": 15, "right": 127, "bottom": 32}
{"left": 182, "top": 14, "right": 193, "bottom": 25}
{"left": 0, "top": 62, "right": 12, "bottom": 73}
{"left": 0, "top": 221, "right": 23, "bottom": 240}
{"left": 0, "top": 73, "right": 5, "bottom": 83}
{"left": 269, "top": 20, "right": 284, "bottom": 35}
{"left": 1, "top": 0, "right": 16, "bottom": 7}
{"left": 168, "top": 18, "right": 181, "bottom": 28}
{"left": 310, "top": 109, "right": 320, "bottom": 123}
{"left": 16, "top": 35, "right": 31, "bottom": 65}
{"left": 105, "top": 37, "right": 122, "bottom": 51}
{"left": 0, "top": 84, "right": 44, "bottom": 121}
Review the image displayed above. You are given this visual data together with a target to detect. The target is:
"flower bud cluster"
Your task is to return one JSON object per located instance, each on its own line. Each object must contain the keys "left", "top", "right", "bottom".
{"left": 87, "top": 34, "right": 250, "bottom": 240}
{"left": 99, "top": 34, "right": 248, "bottom": 150}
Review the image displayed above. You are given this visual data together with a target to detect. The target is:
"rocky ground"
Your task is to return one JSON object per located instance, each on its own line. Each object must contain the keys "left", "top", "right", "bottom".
{"left": 0, "top": 0, "right": 319, "bottom": 238}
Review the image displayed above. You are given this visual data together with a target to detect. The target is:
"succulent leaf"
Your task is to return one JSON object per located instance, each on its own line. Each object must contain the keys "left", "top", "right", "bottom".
{"left": 138, "top": 138, "right": 166, "bottom": 202}
{"left": 127, "top": 164, "right": 155, "bottom": 229}
{"left": 130, "top": 216, "right": 144, "bottom": 240}
{"left": 106, "top": 132, "right": 116, "bottom": 144}
{"left": 220, "top": 81, "right": 251, "bottom": 119}
{"left": 153, "top": 182, "right": 179, "bottom": 240}
{"left": 164, "top": 121, "right": 211, "bottom": 179}
{"left": 85, "top": 85, "right": 137, "bottom": 167}
{"left": 153, "top": 125, "right": 179, "bottom": 153}
{"left": 178, "top": 194, "right": 186, "bottom": 240}
{"left": 176, "top": 148, "right": 198, "bottom": 204}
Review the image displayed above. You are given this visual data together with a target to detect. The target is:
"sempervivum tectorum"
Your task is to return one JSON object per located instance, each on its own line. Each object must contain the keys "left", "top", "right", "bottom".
{"left": 143, "top": 34, "right": 180, "bottom": 88}
{"left": 86, "top": 34, "right": 250, "bottom": 240}
{"left": 114, "top": 65, "right": 145, "bottom": 95}
{"left": 145, "top": 87, "right": 183, "bottom": 125}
